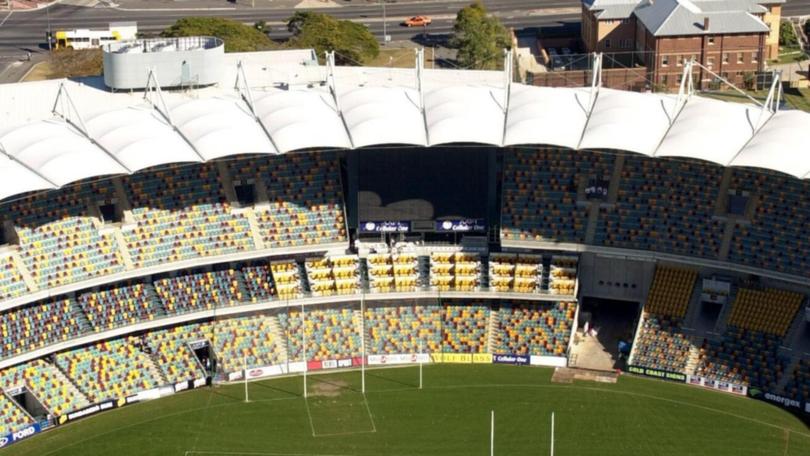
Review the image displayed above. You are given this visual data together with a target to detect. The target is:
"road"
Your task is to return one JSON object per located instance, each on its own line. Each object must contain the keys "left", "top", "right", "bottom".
{"left": 0, "top": 0, "right": 808, "bottom": 78}
{"left": 0, "top": 0, "right": 579, "bottom": 59}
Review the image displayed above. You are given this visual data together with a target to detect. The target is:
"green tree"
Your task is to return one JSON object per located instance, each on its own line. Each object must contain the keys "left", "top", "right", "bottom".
{"left": 450, "top": 2, "right": 511, "bottom": 70}
{"left": 779, "top": 20, "right": 799, "bottom": 47}
{"left": 286, "top": 12, "right": 379, "bottom": 65}
{"left": 161, "top": 17, "right": 276, "bottom": 52}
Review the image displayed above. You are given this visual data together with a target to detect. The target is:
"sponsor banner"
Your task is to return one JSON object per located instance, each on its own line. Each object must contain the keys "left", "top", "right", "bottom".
{"left": 529, "top": 355, "right": 568, "bottom": 368}
{"left": 193, "top": 377, "right": 207, "bottom": 389}
{"left": 228, "top": 371, "right": 243, "bottom": 381}
{"left": 493, "top": 354, "right": 530, "bottom": 365}
{"left": 307, "top": 360, "right": 323, "bottom": 370}
{"left": 368, "top": 353, "right": 430, "bottom": 365}
{"left": 287, "top": 361, "right": 306, "bottom": 374}
{"left": 246, "top": 365, "right": 284, "bottom": 380}
{"left": 473, "top": 353, "right": 493, "bottom": 364}
{"left": 684, "top": 375, "right": 747, "bottom": 396}
{"left": 628, "top": 365, "right": 686, "bottom": 382}
{"left": 430, "top": 353, "right": 492, "bottom": 364}
{"left": 805, "top": 402, "right": 810, "bottom": 414}
{"left": 174, "top": 381, "right": 189, "bottom": 393}
{"left": 0, "top": 422, "right": 41, "bottom": 448}
{"left": 359, "top": 221, "right": 410, "bottom": 233}
{"left": 59, "top": 400, "right": 116, "bottom": 424}
{"left": 748, "top": 388, "right": 803, "bottom": 410}
{"left": 309, "top": 357, "right": 360, "bottom": 371}
{"left": 434, "top": 219, "right": 486, "bottom": 232}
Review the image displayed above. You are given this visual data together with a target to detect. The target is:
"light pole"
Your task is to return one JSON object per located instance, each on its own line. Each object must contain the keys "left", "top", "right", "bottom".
{"left": 381, "top": 0, "right": 388, "bottom": 46}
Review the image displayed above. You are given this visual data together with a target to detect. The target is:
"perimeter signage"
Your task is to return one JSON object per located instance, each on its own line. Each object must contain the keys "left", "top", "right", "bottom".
{"left": 359, "top": 221, "right": 410, "bottom": 233}
{"left": 0, "top": 422, "right": 41, "bottom": 448}
{"left": 492, "top": 354, "right": 530, "bottom": 365}
{"left": 434, "top": 219, "right": 486, "bottom": 232}
{"left": 627, "top": 365, "right": 686, "bottom": 382}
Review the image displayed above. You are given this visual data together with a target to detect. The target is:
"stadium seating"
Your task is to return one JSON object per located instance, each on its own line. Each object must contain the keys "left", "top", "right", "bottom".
{"left": 0, "top": 393, "right": 32, "bottom": 435}
{"left": 726, "top": 288, "right": 803, "bottom": 336}
{"left": 145, "top": 327, "right": 207, "bottom": 384}
{"left": 78, "top": 282, "right": 161, "bottom": 331}
{"left": 630, "top": 266, "right": 697, "bottom": 373}
{"left": 278, "top": 307, "right": 360, "bottom": 362}
{"left": 644, "top": 267, "right": 697, "bottom": 318}
{"left": 430, "top": 252, "right": 481, "bottom": 292}
{"left": 228, "top": 153, "right": 347, "bottom": 248}
{"left": 0, "top": 256, "right": 28, "bottom": 301}
{"left": 241, "top": 263, "right": 277, "bottom": 303}
{"left": 364, "top": 304, "right": 443, "bottom": 354}
{"left": 365, "top": 253, "right": 420, "bottom": 293}
{"left": 0, "top": 359, "right": 90, "bottom": 417}
{"left": 442, "top": 301, "right": 489, "bottom": 353}
{"left": 548, "top": 256, "right": 577, "bottom": 296}
{"left": 202, "top": 314, "right": 286, "bottom": 373}
{"left": 727, "top": 170, "right": 810, "bottom": 278}
{"left": 501, "top": 148, "right": 612, "bottom": 244}
{"left": 488, "top": 253, "right": 543, "bottom": 293}
{"left": 493, "top": 301, "right": 575, "bottom": 356}
{"left": 124, "top": 163, "right": 254, "bottom": 268}
{"left": 1, "top": 183, "right": 126, "bottom": 290}
{"left": 270, "top": 260, "right": 303, "bottom": 300}
{"left": 784, "top": 358, "right": 810, "bottom": 404}
{"left": 596, "top": 156, "right": 725, "bottom": 259}
{"left": 153, "top": 270, "right": 244, "bottom": 316}
{"left": 55, "top": 337, "right": 162, "bottom": 403}
{"left": 304, "top": 255, "right": 360, "bottom": 297}
{"left": 695, "top": 327, "right": 787, "bottom": 390}
{"left": 632, "top": 315, "right": 692, "bottom": 373}
{"left": 0, "top": 298, "right": 84, "bottom": 360}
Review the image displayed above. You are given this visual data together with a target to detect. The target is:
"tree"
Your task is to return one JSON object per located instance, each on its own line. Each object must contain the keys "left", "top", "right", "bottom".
{"left": 779, "top": 20, "right": 799, "bottom": 47}
{"left": 161, "top": 17, "right": 276, "bottom": 53}
{"left": 286, "top": 12, "right": 379, "bottom": 65}
{"left": 450, "top": 2, "right": 511, "bottom": 70}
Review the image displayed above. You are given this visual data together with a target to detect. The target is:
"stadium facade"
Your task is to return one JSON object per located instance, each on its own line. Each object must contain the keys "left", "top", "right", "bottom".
{"left": 0, "top": 47, "right": 808, "bottom": 448}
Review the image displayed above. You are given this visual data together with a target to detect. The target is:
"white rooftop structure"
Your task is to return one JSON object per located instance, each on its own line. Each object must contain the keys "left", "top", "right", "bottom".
{"left": 0, "top": 48, "right": 808, "bottom": 203}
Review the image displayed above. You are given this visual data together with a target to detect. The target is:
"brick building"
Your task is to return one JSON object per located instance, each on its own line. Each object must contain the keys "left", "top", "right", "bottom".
{"left": 581, "top": 0, "right": 783, "bottom": 89}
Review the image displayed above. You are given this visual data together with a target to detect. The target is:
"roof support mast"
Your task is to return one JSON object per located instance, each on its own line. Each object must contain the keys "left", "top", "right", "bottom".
{"left": 52, "top": 82, "right": 132, "bottom": 174}
{"left": 652, "top": 58, "right": 695, "bottom": 157}
{"left": 235, "top": 61, "right": 282, "bottom": 154}
{"left": 144, "top": 69, "right": 206, "bottom": 162}
{"left": 576, "top": 52, "right": 603, "bottom": 150}
{"left": 415, "top": 47, "right": 430, "bottom": 146}
{"left": 727, "top": 71, "right": 781, "bottom": 167}
{"left": 326, "top": 51, "right": 355, "bottom": 149}
{"left": 501, "top": 48, "right": 514, "bottom": 147}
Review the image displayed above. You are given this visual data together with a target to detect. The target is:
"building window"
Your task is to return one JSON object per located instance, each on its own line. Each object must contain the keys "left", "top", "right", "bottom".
{"left": 752, "top": 51, "right": 759, "bottom": 62}
{"left": 662, "top": 75, "right": 669, "bottom": 85}
{"left": 707, "top": 57, "right": 714, "bottom": 67}
{"left": 662, "top": 55, "right": 669, "bottom": 66}
{"left": 708, "top": 36, "right": 715, "bottom": 45}
{"left": 604, "top": 39, "right": 611, "bottom": 49}
{"left": 737, "top": 53, "right": 744, "bottom": 64}
{"left": 676, "top": 55, "right": 682, "bottom": 66}
{"left": 722, "top": 53, "right": 729, "bottom": 63}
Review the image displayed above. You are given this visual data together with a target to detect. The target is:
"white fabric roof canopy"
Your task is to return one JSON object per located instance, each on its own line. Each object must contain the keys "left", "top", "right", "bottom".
{"left": 0, "top": 79, "right": 809, "bottom": 202}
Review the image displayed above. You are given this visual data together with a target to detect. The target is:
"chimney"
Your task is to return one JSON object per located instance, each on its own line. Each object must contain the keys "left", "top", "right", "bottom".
{"left": 703, "top": 17, "right": 710, "bottom": 31}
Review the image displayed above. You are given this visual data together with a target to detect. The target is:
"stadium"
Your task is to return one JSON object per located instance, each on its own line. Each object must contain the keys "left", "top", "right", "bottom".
{"left": 0, "top": 37, "right": 808, "bottom": 455}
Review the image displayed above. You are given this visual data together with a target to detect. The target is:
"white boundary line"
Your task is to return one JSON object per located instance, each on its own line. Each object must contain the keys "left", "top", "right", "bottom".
{"left": 184, "top": 452, "right": 355, "bottom": 456}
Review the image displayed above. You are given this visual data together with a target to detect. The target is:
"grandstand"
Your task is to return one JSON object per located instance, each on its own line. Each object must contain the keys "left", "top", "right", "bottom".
{"left": 0, "top": 48, "right": 809, "bottom": 450}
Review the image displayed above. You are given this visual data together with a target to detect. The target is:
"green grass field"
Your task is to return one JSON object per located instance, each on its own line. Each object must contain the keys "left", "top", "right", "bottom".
{"left": 6, "top": 365, "right": 810, "bottom": 456}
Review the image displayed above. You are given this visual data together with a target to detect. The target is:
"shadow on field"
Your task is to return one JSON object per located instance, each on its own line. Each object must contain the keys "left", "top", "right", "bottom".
{"left": 366, "top": 370, "right": 417, "bottom": 390}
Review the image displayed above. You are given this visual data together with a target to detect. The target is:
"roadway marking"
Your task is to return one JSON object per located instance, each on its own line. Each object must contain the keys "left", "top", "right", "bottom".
{"left": 0, "top": 11, "right": 12, "bottom": 28}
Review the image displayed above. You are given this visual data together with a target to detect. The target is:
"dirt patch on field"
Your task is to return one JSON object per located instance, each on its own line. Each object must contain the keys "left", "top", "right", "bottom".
{"left": 310, "top": 379, "right": 350, "bottom": 397}
{"left": 552, "top": 367, "right": 618, "bottom": 384}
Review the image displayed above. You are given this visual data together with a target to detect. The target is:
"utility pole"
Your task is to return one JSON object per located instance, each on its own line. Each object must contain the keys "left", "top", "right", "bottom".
{"left": 381, "top": 0, "right": 388, "bottom": 45}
